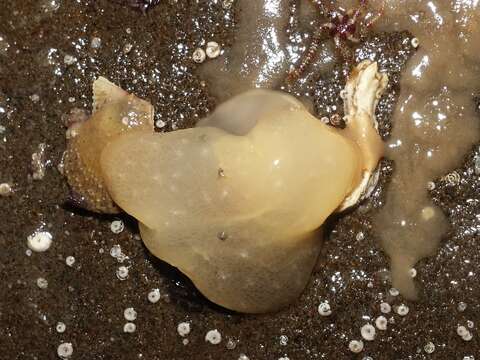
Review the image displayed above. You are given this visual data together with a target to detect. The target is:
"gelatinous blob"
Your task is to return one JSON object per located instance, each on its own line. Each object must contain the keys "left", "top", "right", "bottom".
{"left": 100, "top": 62, "right": 386, "bottom": 312}
{"left": 338, "top": 0, "right": 480, "bottom": 298}
{"left": 64, "top": 77, "right": 154, "bottom": 213}
{"left": 101, "top": 90, "right": 359, "bottom": 312}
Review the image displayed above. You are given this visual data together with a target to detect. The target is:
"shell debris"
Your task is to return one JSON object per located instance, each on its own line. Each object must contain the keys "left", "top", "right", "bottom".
{"left": 123, "top": 322, "right": 136, "bottom": 333}
{"left": 380, "top": 302, "right": 391, "bottom": 314}
{"left": 396, "top": 304, "right": 409, "bottom": 316}
{"left": 65, "top": 256, "right": 75, "bottom": 267}
{"left": 124, "top": 307, "right": 137, "bottom": 321}
{"left": 0, "top": 183, "right": 12, "bottom": 196}
{"left": 375, "top": 316, "right": 387, "bottom": 330}
{"left": 147, "top": 288, "right": 161, "bottom": 303}
{"left": 57, "top": 342, "right": 73, "bottom": 359}
{"left": 27, "top": 230, "right": 53, "bottom": 252}
{"left": 110, "top": 220, "right": 125, "bottom": 234}
{"left": 192, "top": 48, "right": 206, "bottom": 63}
{"left": 116, "top": 266, "right": 129, "bottom": 281}
{"left": 424, "top": 342, "right": 435, "bottom": 354}
{"left": 205, "top": 329, "right": 222, "bottom": 344}
{"left": 56, "top": 322, "right": 66, "bottom": 333}
{"left": 318, "top": 301, "right": 332, "bottom": 316}
{"left": 360, "top": 324, "right": 376, "bottom": 341}
{"left": 348, "top": 339, "right": 364, "bottom": 353}
{"left": 36, "top": 277, "right": 48, "bottom": 289}
{"left": 177, "top": 322, "right": 191, "bottom": 337}
{"left": 206, "top": 41, "right": 221, "bottom": 58}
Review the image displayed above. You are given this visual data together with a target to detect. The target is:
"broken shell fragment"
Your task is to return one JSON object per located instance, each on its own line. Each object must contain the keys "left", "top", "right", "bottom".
{"left": 64, "top": 61, "right": 386, "bottom": 313}
{"left": 338, "top": 60, "right": 387, "bottom": 211}
{"left": 64, "top": 77, "right": 154, "bottom": 213}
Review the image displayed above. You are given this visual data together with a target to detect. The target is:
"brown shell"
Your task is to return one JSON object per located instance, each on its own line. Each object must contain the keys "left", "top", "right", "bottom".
{"left": 64, "top": 77, "right": 154, "bottom": 213}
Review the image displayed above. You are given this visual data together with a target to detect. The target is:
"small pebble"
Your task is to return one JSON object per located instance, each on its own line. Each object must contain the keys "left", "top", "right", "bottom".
{"left": 225, "top": 338, "right": 237, "bottom": 350}
{"left": 182, "top": 338, "right": 189, "bottom": 345}
{"left": 457, "top": 302, "right": 467, "bottom": 312}
{"left": 30, "top": 94, "right": 40, "bottom": 102}
{"left": 363, "top": 357, "right": 373, "bottom": 360}
{"left": 409, "top": 268, "right": 417, "bottom": 278}
{"left": 124, "top": 307, "right": 137, "bottom": 321}
{"left": 206, "top": 41, "right": 221, "bottom": 58}
{"left": 217, "top": 231, "right": 228, "bottom": 241}
{"left": 411, "top": 37, "right": 420, "bottom": 48}
{"left": 65, "top": 256, "right": 75, "bottom": 267}
{"left": 360, "top": 324, "right": 376, "bottom": 341}
{"left": 56, "top": 322, "right": 66, "bottom": 333}
{"left": 389, "top": 288, "right": 400, "bottom": 296}
{"left": 27, "top": 231, "right": 53, "bottom": 252}
{"left": 110, "top": 220, "right": 124, "bottom": 234}
{"left": 177, "top": 322, "right": 191, "bottom": 337}
{"left": 110, "top": 245, "right": 122, "bottom": 258}
{"left": 63, "top": 54, "right": 76, "bottom": 65}
{"left": 278, "top": 357, "right": 290, "bottom": 360}
{"left": 90, "top": 37, "right": 102, "bottom": 49}
{"left": 457, "top": 325, "right": 469, "bottom": 337}
{"left": 192, "top": 48, "right": 206, "bottom": 63}
{"left": 123, "top": 322, "right": 136, "bottom": 333}
{"left": 279, "top": 335, "right": 288, "bottom": 346}
{"left": 424, "top": 342, "right": 435, "bottom": 354}
{"left": 148, "top": 288, "right": 161, "bottom": 303}
{"left": 380, "top": 302, "right": 391, "bottom": 314}
{"left": 457, "top": 326, "right": 473, "bottom": 341}
{"left": 155, "top": 119, "right": 166, "bottom": 128}
{"left": 222, "top": 0, "right": 235, "bottom": 9}
{"left": 375, "top": 316, "right": 387, "bottom": 330}
{"left": 348, "top": 339, "right": 364, "bottom": 353}
{"left": 205, "top": 329, "right": 222, "bottom": 344}
{"left": 116, "top": 266, "right": 129, "bottom": 280}
{"left": 238, "top": 354, "right": 250, "bottom": 360}
{"left": 467, "top": 320, "right": 474, "bottom": 329}
{"left": 318, "top": 301, "right": 332, "bottom": 316}
{"left": 110, "top": 244, "right": 127, "bottom": 262}
{"left": 396, "top": 304, "right": 409, "bottom": 316}
{"left": 57, "top": 342, "right": 73, "bottom": 359}
{"left": 426, "top": 181, "right": 435, "bottom": 190}
{"left": 123, "top": 43, "right": 133, "bottom": 54}
{"left": 25, "top": 249, "right": 32, "bottom": 256}
{"left": 36, "top": 277, "right": 48, "bottom": 289}
{"left": 356, "top": 231, "right": 365, "bottom": 241}
{"left": 463, "top": 356, "right": 475, "bottom": 360}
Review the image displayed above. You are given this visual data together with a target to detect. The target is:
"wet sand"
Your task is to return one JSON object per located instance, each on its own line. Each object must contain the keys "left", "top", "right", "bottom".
{"left": 1, "top": 1, "right": 479, "bottom": 359}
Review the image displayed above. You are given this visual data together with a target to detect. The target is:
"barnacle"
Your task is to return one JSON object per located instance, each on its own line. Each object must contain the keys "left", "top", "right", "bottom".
{"left": 65, "top": 60, "right": 386, "bottom": 313}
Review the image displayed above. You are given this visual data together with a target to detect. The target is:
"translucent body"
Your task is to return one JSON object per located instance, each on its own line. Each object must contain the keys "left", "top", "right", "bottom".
{"left": 101, "top": 90, "right": 362, "bottom": 313}
{"left": 65, "top": 61, "right": 386, "bottom": 313}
